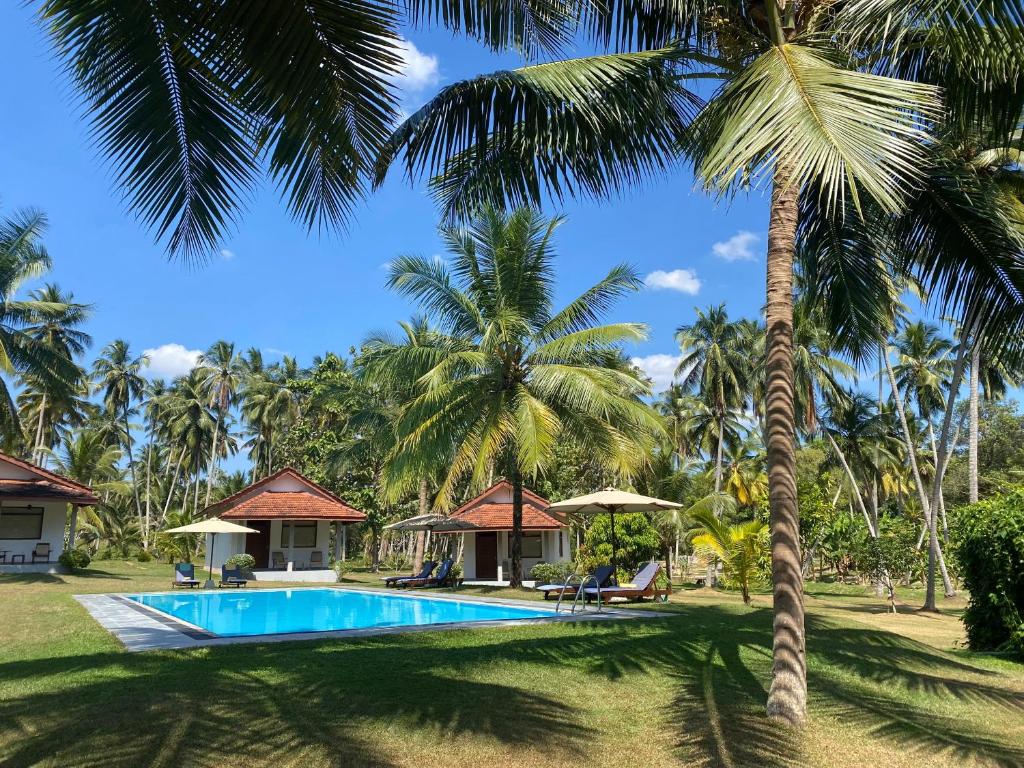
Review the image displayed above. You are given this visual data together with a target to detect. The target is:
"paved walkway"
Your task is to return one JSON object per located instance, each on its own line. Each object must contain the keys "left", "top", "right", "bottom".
{"left": 74, "top": 594, "right": 212, "bottom": 651}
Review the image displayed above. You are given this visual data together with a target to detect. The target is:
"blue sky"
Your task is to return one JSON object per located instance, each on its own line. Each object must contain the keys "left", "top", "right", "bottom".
{"left": 0, "top": 4, "right": 772, "bottom": 402}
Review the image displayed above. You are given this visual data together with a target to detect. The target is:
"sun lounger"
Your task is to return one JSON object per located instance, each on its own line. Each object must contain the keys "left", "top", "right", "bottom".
{"left": 398, "top": 558, "right": 456, "bottom": 588}
{"left": 535, "top": 565, "right": 615, "bottom": 599}
{"left": 219, "top": 566, "right": 248, "bottom": 588}
{"left": 172, "top": 563, "right": 200, "bottom": 588}
{"left": 382, "top": 560, "right": 436, "bottom": 588}
{"left": 584, "top": 562, "right": 669, "bottom": 603}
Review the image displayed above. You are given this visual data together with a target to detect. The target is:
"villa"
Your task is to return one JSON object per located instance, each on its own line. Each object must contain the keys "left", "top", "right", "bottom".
{"left": 202, "top": 467, "right": 367, "bottom": 582}
{"left": 444, "top": 480, "right": 571, "bottom": 584}
{"left": 0, "top": 451, "right": 98, "bottom": 573}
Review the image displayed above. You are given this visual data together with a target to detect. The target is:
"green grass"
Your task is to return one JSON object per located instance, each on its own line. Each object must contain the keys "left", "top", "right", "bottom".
{"left": 1, "top": 561, "right": 1022, "bottom": 767}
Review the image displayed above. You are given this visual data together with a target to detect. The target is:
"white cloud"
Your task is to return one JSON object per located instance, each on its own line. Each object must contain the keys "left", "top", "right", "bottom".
{"left": 712, "top": 230, "right": 759, "bottom": 262}
{"left": 631, "top": 354, "right": 682, "bottom": 393}
{"left": 391, "top": 38, "right": 439, "bottom": 93}
{"left": 644, "top": 268, "right": 701, "bottom": 295}
{"left": 219, "top": 248, "right": 235, "bottom": 260}
{"left": 263, "top": 347, "right": 289, "bottom": 357}
{"left": 143, "top": 343, "right": 202, "bottom": 380}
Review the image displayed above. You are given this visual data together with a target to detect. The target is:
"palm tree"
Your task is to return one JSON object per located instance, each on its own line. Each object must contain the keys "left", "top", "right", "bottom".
{"left": 382, "top": 207, "right": 663, "bottom": 587}
{"left": 47, "top": 428, "right": 126, "bottom": 549}
{"left": 21, "top": 284, "right": 92, "bottom": 463}
{"left": 198, "top": 341, "right": 242, "bottom": 506}
{"left": 378, "top": 0, "right": 1024, "bottom": 722}
{"left": 675, "top": 305, "right": 751, "bottom": 494}
{"left": 92, "top": 340, "right": 147, "bottom": 529}
{"left": 689, "top": 507, "right": 768, "bottom": 605}
{"left": 790, "top": 291, "right": 854, "bottom": 437}
{"left": 240, "top": 352, "right": 302, "bottom": 479}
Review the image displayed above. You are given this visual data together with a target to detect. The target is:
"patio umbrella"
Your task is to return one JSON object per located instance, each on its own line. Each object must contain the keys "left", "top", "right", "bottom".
{"left": 546, "top": 488, "right": 682, "bottom": 580}
{"left": 164, "top": 518, "right": 258, "bottom": 588}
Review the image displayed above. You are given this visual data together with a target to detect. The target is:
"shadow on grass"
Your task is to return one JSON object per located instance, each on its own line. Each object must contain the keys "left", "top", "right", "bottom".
{"left": 1, "top": 606, "right": 1021, "bottom": 767}
{"left": 0, "top": 569, "right": 133, "bottom": 586}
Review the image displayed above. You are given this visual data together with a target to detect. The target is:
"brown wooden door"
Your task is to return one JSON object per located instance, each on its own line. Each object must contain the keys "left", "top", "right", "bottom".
{"left": 244, "top": 521, "right": 271, "bottom": 568}
{"left": 475, "top": 532, "right": 498, "bottom": 579}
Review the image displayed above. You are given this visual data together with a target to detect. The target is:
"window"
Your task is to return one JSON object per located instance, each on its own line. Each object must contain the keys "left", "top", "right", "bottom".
{"left": 280, "top": 522, "right": 317, "bottom": 548}
{"left": 0, "top": 507, "right": 44, "bottom": 540}
{"left": 509, "top": 533, "right": 542, "bottom": 559}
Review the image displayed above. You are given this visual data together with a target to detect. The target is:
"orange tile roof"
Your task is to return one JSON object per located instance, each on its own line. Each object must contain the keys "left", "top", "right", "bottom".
{"left": 0, "top": 452, "right": 98, "bottom": 505}
{"left": 451, "top": 480, "right": 550, "bottom": 517}
{"left": 448, "top": 502, "right": 564, "bottom": 531}
{"left": 218, "top": 491, "right": 366, "bottom": 522}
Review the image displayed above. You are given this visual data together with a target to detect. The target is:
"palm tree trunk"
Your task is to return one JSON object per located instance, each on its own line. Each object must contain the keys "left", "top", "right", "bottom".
{"left": 510, "top": 466, "right": 524, "bottom": 588}
{"left": 714, "top": 414, "right": 725, "bottom": 493}
{"left": 163, "top": 446, "right": 188, "bottom": 519}
{"left": 145, "top": 437, "right": 153, "bottom": 547}
{"left": 123, "top": 406, "right": 144, "bottom": 543}
{"left": 763, "top": 166, "right": 805, "bottom": 726}
{"left": 824, "top": 435, "right": 877, "bottom": 537}
{"left": 205, "top": 409, "right": 222, "bottom": 508}
{"left": 969, "top": 343, "right": 980, "bottom": 503}
{"left": 413, "top": 477, "right": 428, "bottom": 571}
{"left": 33, "top": 392, "right": 47, "bottom": 465}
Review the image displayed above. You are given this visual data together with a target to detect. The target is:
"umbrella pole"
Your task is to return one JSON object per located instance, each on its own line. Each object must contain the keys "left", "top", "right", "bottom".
{"left": 206, "top": 532, "right": 217, "bottom": 589}
{"left": 609, "top": 507, "right": 619, "bottom": 585}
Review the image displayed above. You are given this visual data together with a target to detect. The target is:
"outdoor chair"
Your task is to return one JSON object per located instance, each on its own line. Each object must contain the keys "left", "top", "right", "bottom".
{"left": 172, "top": 563, "right": 201, "bottom": 588}
{"left": 398, "top": 558, "right": 456, "bottom": 589}
{"left": 30, "top": 542, "right": 51, "bottom": 563}
{"left": 534, "top": 565, "right": 615, "bottom": 600}
{"left": 309, "top": 550, "right": 324, "bottom": 569}
{"left": 382, "top": 560, "right": 435, "bottom": 588}
{"left": 583, "top": 562, "right": 670, "bottom": 603}
{"left": 271, "top": 551, "right": 286, "bottom": 569}
{"left": 219, "top": 566, "right": 248, "bottom": 588}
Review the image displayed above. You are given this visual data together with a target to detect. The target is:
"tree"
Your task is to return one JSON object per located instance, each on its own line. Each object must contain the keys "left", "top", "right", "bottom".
{"left": 382, "top": 207, "right": 662, "bottom": 587}
{"left": 675, "top": 305, "right": 751, "bottom": 493}
{"left": 689, "top": 507, "right": 769, "bottom": 605}
{"left": 198, "top": 340, "right": 242, "bottom": 506}
{"left": 92, "top": 340, "right": 147, "bottom": 532}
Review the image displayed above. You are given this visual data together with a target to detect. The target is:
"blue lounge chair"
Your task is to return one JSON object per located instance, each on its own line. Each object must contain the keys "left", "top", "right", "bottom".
{"left": 172, "top": 563, "right": 200, "bottom": 589}
{"left": 382, "top": 560, "right": 435, "bottom": 588}
{"left": 398, "top": 558, "right": 456, "bottom": 588}
{"left": 219, "top": 566, "right": 248, "bottom": 588}
{"left": 534, "top": 564, "right": 616, "bottom": 599}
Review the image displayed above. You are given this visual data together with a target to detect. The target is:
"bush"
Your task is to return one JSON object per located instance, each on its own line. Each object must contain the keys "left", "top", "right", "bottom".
{"left": 854, "top": 517, "right": 920, "bottom": 611}
{"left": 530, "top": 561, "right": 574, "bottom": 585}
{"left": 136, "top": 549, "right": 153, "bottom": 562}
{"left": 581, "top": 512, "right": 661, "bottom": 572}
{"left": 225, "top": 553, "right": 256, "bottom": 570}
{"left": 59, "top": 548, "right": 91, "bottom": 570}
{"left": 333, "top": 559, "right": 345, "bottom": 583}
{"left": 950, "top": 489, "right": 1024, "bottom": 654}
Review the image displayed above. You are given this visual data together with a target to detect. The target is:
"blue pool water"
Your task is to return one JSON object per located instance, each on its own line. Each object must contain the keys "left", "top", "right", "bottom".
{"left": 129, "top": 588, "right": 554, "bottom": 637}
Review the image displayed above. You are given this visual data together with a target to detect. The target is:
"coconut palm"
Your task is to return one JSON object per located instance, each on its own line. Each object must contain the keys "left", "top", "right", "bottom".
{"left": 240, "top": 353, "right": 303, "bottom": 478}
{"left": 790, "top": 291, "right": 854, "bottom": 436}
{"left": 675, "top": 305, "right": 752, "bottom": 493}
{"left": 689, "top": 507, "right": 768, "bottom": 605}
{"left": 382, "top": 207, "right": 663, "bottom": 587}
{"left": 164, "top": 371, "right": 217, "bottom": 517}
{"left": 198, "top": 341, "right": 242, "bottom": 506}
{"left": 377, "top": 0, "right": 1024, "bottom": 722}
{"left": 92, "top": 340, "right": 147, "bottom": 523}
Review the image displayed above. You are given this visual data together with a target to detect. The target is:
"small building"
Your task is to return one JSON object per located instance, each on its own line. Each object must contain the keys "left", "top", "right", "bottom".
{"left": 202, "top": 467, "right": 366, "bottom": 582}
{"left": 447, "top": 481, "right": 571, "bottom": 584}
{"left": 0, "top": 451, "right": 98, "bottom": 573}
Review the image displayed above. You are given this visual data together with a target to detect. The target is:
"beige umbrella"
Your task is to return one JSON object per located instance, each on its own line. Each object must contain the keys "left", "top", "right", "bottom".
{"left": 164, "top": 518, "right": 258, "bottom": 588}
{"left": 547, "top": 488, "right": 682, "bottom": 578}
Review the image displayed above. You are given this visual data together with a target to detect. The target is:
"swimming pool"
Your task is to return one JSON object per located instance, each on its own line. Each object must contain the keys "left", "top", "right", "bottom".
{"left": 128, "top": 588, "right": 555, "bottom": 637}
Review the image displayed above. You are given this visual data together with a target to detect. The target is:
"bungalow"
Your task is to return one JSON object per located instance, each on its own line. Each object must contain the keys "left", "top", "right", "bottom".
{"left": 0, "top": 451, "right": 98, "bottom": 573}
{"left": 443, "top": 480, "right": 571, "bottom": 584}
{"left": 202, "top": 467, "right": 366, "bottom": 582}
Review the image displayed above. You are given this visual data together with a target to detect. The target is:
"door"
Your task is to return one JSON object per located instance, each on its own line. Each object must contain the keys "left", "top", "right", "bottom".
{"left": 475, "top": 532, "right": 498, "bottom": 580}
{"left": 244, "top": 521, "right": 271, "bottom": 568}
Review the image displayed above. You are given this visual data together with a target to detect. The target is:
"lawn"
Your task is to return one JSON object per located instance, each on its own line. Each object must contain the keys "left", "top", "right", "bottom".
{"left": 1, "top": 562, "right": 1022, "bottom": 767}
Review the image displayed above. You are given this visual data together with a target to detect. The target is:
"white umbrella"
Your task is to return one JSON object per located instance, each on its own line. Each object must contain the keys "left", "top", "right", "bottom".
{"left": 164, "top": 518, "right": 258, "bottom": 588}
{"left": 547, "top": 488, "right": 682, "bottom": 578}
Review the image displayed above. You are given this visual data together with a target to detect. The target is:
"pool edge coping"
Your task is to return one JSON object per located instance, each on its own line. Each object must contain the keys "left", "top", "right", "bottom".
{"left": 75, "top": 585, "right": 673, "bottom": 652}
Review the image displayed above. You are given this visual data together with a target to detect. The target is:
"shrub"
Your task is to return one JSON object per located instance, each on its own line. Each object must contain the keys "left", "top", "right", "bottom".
{"left": 950, "top": 489, "right": 1024, "bottom": 654}
{"left": 225, "top": 553, "right": 256, "bottom": 570}
{"left": 58, "top": 548, "right": 91, "bottom": 570}
{"left": 333, "top": 559, "right": 345, "bottom": 583}
{"left": 582, "top": 512, "right": 661, "bottom": 571}
{"left": 529, "top": 561, "right": 574, "bottom": 585}
{"left": 136, "top": 549, "right": 153, "bottom": 562}
{"left": 854, "top": 517, "right": 920, "bottom": 611}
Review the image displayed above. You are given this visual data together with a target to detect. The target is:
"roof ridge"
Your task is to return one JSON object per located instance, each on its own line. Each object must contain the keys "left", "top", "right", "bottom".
{"left": 450, "top": 479, "right": 550, "bottom": 517}
{"left": 0, "top": 450, "right": 98, "bottom": 498}
{"left": 203, "top": 467, "right": 363, "bottom": 517}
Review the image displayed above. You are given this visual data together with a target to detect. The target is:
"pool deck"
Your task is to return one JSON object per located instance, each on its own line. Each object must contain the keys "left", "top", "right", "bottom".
{"left": 75, "top": 586, "right": 671, "bottom": 652}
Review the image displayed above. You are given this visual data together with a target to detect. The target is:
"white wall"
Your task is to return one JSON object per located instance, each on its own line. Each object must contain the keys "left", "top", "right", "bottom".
{"left": 461, "top": 528, "right": 569, "bottom": 581}
{"left": 0, "top": 502, "right": 67, "bottom": 564}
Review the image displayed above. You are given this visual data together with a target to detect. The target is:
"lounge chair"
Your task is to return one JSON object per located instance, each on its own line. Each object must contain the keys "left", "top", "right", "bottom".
{"left": 382, "top": 560, "right": 435, "bottom": 588}
{"left": 219, "top": 566, "right": 248, "bottom": 588}
{"left": 30, "top": 542, "right": 51, "bottom": 563}
{"left": 172, "top": 563, "right": 200, "bottom": 588}
{"left": 583, "top": 562, "right": 670, "bottom": 603}
{"left": 309, "top": 550, "right": 324, "bottom": 569}
{"left": 534, "top": 565, "right": 615, "bottom": 600}
{"left": 271, "top": 551, "right": 286, "bottom": 570}
{"left": 398, "top": 558, "right": 456, "bottom": 588}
